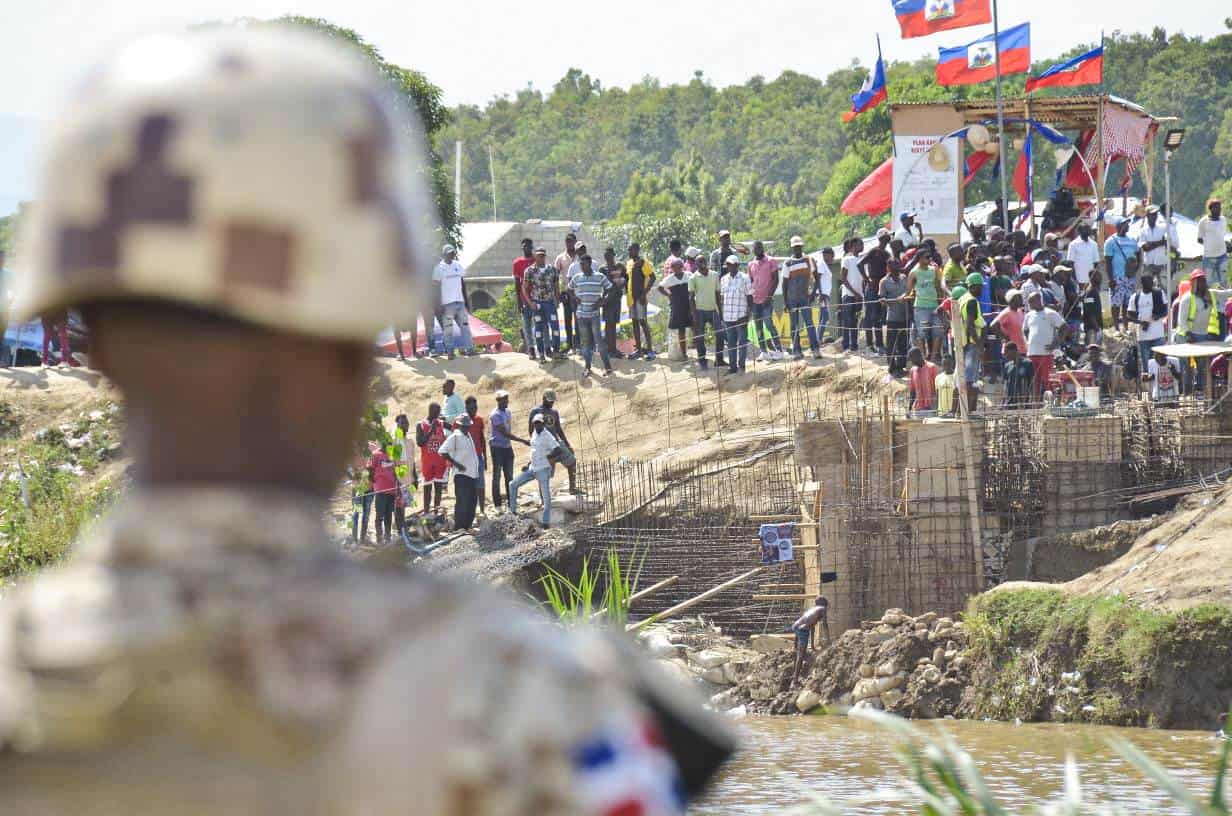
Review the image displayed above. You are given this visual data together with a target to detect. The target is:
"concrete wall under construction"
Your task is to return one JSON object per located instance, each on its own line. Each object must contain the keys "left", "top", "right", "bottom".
{"left": 796, "top": 417, "right": 985, "bottom": 634}
{"left": 790, "top": 405, "right": 1232, "bottom": 633}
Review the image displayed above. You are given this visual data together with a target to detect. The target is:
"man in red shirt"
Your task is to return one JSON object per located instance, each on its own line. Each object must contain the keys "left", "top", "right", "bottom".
{"left": 512, "top": 237, "right": 537, "bottom": 358}
{"left": 416, "top": 402, "right": 449, "bottom": 516}
{"left": 464, "top": 396, "right": 488, "bottom": 515}
{"left": 747, "top": 240, "right": 784, "bottom": 361}
{"left": 367, "top": 444, "right": 398, "bottom": 543}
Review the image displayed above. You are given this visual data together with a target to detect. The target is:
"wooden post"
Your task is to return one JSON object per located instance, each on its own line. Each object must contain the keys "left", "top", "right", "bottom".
{"left": 959, "top": 420, "right": 985, "bottom": 590}
{"left": 627, "top": 567, "right": 764, "bottom": 631}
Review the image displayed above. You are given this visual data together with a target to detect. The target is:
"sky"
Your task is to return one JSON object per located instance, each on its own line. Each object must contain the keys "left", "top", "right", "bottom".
{"left": 0, "top": 1, "right": 1223, "bottom": 213}
{"left": 2, "top": 1, "right": 1225, "bottom": 119}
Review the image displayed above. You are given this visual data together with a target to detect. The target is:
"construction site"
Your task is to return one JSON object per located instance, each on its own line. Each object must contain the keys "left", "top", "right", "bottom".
{"left": 567, "top": 373, "right": 1232, "bottom": 638}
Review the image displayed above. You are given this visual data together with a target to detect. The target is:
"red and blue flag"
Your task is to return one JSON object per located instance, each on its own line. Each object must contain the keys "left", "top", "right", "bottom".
{"left": 843, "top": 41, "right": 887, "bottom": 122}
{"left": 936, "top": 23, "right": 1030, "bottom": 86}
{"left": 893, "top": 0, "right": 991, "bottom": 39}
{"left": 1024, "top": 45, "right": 1104, "bottom": 93}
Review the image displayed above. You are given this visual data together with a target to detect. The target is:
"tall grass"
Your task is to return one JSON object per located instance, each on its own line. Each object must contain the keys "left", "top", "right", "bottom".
{"left": 790, "top": 709, "right": 1232, "bottom": 815}
{"left": 538, "top": 546, "right": 644, "bottom": 626}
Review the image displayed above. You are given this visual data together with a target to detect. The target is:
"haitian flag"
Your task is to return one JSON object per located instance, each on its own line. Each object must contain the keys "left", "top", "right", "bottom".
{"left": 1024, "top": 45, "right": 1104, "bottom": 93}
{"left": 893, "top": 0, "right": 991, "bottom": 39}
{"left": 936, "top": 23, "right": 1031, "bottom": 86}
{"left": 843, "top": 43, "right": 887, "bottom": 122}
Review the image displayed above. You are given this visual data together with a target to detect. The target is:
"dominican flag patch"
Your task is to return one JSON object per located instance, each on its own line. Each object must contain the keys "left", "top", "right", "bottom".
{"left": 572, "top": 719, "right": 687, "bottom": 815}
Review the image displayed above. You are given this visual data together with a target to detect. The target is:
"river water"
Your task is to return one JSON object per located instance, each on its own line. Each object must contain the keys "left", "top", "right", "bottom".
{"left": 691, "top": 715, "right": 1226, "bottom": 814}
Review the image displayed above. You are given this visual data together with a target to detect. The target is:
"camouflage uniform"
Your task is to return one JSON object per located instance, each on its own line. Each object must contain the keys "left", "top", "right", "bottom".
{"left": 3, "top": 28, "right": 731, "bottom": 814}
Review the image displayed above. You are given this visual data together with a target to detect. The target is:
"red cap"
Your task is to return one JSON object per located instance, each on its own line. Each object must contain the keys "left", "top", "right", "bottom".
{"left": 1190, "top": 269, "right": 1207, "bottom": 281}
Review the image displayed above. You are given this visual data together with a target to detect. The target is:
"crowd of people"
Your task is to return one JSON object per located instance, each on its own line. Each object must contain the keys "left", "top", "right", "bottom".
{"left": 349, "top": 384, "right": 580, "bottom": 542}
{"left": 455, "top": 198, "right": 1230, "bottom": 414}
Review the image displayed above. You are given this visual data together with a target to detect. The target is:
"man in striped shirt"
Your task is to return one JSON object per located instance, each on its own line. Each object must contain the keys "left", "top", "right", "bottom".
{"left": 567, "top": 254, "right": 614, "bottom": 376}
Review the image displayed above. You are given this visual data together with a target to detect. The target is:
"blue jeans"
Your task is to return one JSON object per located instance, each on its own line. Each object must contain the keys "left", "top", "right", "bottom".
{"left": 532, "top": 299, "right": 560, "bottom": 357}
{"left": 1138, "top": 337, "right": 1164, "bottom": 371}
{"left": 751, "top": 301, "right": 782, "bottom": 352}
{"left": 577, "top": 314, "right": 610, "bottom": 371}
{"left": 787, "top": 301, "right": 819, "bottom": 355}
{"left": 441, "top": 301, "right": 473, "bottom": 351}
{"left": 1202, "top": 255, "right": 1229, "bottom": 287}
{"left": 694, "top": 309, "right": 723, "bottom": 362}
{"left": 724, "top": 316, "right": 749, "bottom": 372}
{"left": 351, "top": 492, "right": 373, "bottom": 540}
{"left": 817, "top": 299, "right": 830, "bottom": 341}
{"left": 510, "top": 466, "right": 552, "bottom": 526}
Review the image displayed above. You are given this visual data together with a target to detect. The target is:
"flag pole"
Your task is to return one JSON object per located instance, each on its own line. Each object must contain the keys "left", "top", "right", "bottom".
{"left": 992, "top": 0, "right": 1010, "bottom": 231}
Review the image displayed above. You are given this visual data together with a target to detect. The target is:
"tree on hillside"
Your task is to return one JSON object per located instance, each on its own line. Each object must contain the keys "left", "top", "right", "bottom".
{"left": 435, "top": 29, "right": 1232, "bottom": 252}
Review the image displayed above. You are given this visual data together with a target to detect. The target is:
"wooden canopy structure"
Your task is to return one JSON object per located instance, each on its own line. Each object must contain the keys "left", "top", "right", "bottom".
{"left": 893, "top": 94, "right": 1158, "bottom": 130}
{"left": 889, "top": 94, "right": 1170, "bottom": 241}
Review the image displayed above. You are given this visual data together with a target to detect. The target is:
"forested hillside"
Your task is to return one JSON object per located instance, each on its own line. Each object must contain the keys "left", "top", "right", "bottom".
{"left": 438, "top": 25, "right": 1232, "bottom": 248}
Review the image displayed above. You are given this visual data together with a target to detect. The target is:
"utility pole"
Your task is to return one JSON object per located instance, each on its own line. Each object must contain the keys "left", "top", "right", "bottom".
{"left": 454, "top": 140, "right": 462, "bottom": 220}
{"left": 992, "top": 0, "right": 1010, "bottom": 232}
{"left": 488, "top": 143, "right": 497, "bottom": 220}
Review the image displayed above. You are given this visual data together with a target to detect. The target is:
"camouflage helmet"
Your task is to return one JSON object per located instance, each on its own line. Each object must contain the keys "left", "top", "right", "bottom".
{"left": 12, "top": 27, "right": 437, "bottom": 341}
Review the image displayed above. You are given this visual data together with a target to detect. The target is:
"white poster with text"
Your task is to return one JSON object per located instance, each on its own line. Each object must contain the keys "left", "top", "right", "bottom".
{"left": 892, "top": 135, "right": 960, "bottom": 237}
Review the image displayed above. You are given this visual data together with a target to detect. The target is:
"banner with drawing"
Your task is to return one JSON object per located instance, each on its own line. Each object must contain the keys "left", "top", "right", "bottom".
{"left": 759, "top": 523, "right": 795, "bottom": 564}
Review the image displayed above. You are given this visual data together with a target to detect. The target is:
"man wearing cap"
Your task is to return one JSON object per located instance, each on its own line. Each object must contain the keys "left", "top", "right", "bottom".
{"left": 1174, "top": 269, "right": 1232, "bottom": 393}
{"left": 951, "top": 272, "right": 987, "bottom": 413}
{"left": 717, "top": 255, "right": 753, "bottom": 373}
{"left": 510, "top": 414, "right": 557, "bottom": 527}
{"left": 1104, "top": 219, "right": 1141, "bottom": 333}
{"left": 709, "top": 229, "right": 736, "bottom": 274}
{"left": 708, "top": 230, "right": 736, "bottom": 364}
{"left": 566, "top": 252, "right": 614, "bottom": 376}
{"left": 783, "top": 236, "right": 820, "bottom": 360}
{"left": 895, "top": 211, "right": 922, "bottom": 249}
{"left": 1134, "top": 206, "right": 1174, "bottom": 296}
{"left": 529, "top": 389, "right": 578, "bottom": 494}
{"left": 439, "top": 413, "right": 480, "bottom": 531}
{"left": 434, "top": 244, "right": 475, "bottom": 359}
{"left": 488, "top": 389, "right": 527, "bottom": 509}
{"left": 0, "top": 27, "right": 731, "bottom": 812}
{"left": 1197, "top": 199, "right": 1228, "bottom": 287}
{"left": 554, "top": 232, "right": 580, "bottom": 351}
{"left": 512, "top": 237, "right": 538, "bottom": 358}
{"left": 522, "top": 246, "right": 561, "bottom": 359}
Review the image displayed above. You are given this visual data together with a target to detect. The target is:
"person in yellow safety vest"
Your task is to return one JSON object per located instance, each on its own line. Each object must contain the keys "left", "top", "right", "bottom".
{"left": 951, "top": 272, "right": 986, "bottom": 415}
{"left": 1173, "top": 269, "right": 1232, "bottom": 394}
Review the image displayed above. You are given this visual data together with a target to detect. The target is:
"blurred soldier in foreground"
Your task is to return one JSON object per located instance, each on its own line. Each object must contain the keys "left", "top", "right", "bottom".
{"left": 0, "top": 28, "right": 732, "bottom": 814}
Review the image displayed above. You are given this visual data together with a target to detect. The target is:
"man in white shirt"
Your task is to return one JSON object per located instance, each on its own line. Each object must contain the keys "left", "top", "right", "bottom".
{"left": 508, "top": 415, "right": 557, "bottom": 526}
{"left": 839, "top": 238, "right": 865, "bottom": 352}
{"left": 717, "top": 256, "right": 753, "bottom": 374}
{"left": 438, "top": 414, "right": 480, "bottom": 531}
{"left": 1065, "top": 224, "right": 1100, "bottom": 287}
{"left": 433, "top": 244, "right": 475, "bottom": 359}
{"left": 895, "top": 212, "right": 922, "bottom": 249}
{"left": 1134, "top": 206, "right": 1173, "bottom": 295}
{"left": 1023, "top": 290, "right": 1069, "bottom": 399}
{"left": 1126, "top": 272, "right": 1168, "bottom": 373}
{"left": 1197, "top": 199, "right": 1228, "bottom": 287}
